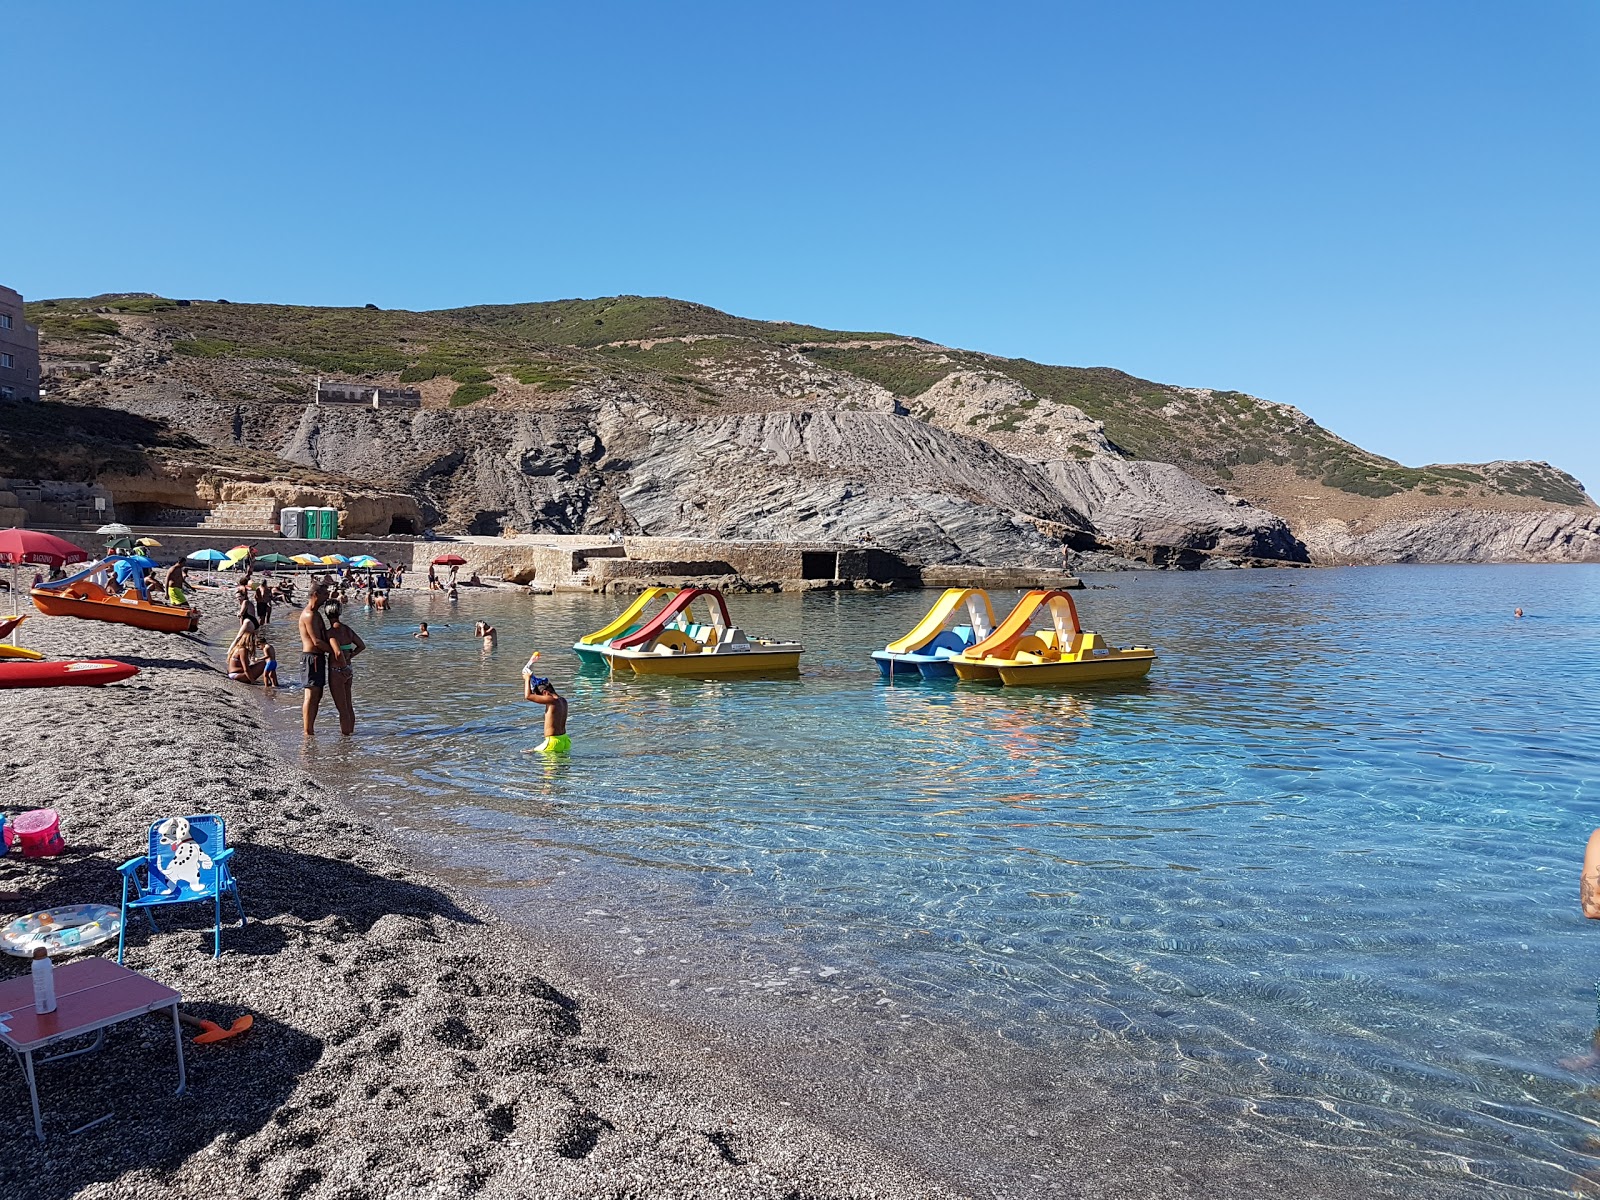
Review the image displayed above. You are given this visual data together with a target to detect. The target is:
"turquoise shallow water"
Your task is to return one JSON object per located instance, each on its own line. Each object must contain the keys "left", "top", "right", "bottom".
{"left": 272, "top": 565, "right": 1600, "bottom": 1195}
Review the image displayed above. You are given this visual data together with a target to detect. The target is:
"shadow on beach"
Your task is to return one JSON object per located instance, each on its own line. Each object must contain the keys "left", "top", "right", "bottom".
{"left": 0, "top": 844, "right": 486, "bottom": 1197}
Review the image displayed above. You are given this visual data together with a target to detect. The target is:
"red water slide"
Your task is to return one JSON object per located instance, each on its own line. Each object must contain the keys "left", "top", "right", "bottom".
{"left": 609, "top": 588, "right": 734, "bottom": 651}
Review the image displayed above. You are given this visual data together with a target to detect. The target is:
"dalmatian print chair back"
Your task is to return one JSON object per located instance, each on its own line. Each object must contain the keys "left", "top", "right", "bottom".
{"left": 152, "top": 813, "right": 224, "bottom": 896}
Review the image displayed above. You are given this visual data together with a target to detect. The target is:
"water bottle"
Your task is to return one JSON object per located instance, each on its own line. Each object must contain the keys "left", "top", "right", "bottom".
{"left": 30, "top": 947, "right": 56, "bottom": 1014}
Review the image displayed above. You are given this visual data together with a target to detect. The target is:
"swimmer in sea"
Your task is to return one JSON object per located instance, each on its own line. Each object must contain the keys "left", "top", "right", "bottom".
{"left": 415, "top": 622, "right": 429, "bottom": 639}
{"left": 522, "top": 664, "right": 569, "bottom": 754}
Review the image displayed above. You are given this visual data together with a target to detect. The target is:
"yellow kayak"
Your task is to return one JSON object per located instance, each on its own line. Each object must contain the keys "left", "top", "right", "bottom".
{"left": 0, "top": 644, "right": 44, "bottom": 661}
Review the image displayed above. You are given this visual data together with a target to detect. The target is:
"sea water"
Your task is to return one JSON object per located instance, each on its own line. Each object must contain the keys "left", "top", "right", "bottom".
{"left": 272, "top": 565, "right": 1600, "bottom": 1196}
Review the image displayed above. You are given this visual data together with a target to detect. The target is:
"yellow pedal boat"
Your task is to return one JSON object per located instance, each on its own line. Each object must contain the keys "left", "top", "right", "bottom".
{"left": 952, "top": 589, "right": 1155, "bottom": 686}
{"left": 600, "top": 587, "right": 804, "bottom": 676}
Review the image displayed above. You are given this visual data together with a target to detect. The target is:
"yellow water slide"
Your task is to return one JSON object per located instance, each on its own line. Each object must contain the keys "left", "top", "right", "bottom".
{"left": 578, "top": 586, "right": 676, "bottom": 645}
{"left": 885, "top": 588, "right": 995, "bottom": 655}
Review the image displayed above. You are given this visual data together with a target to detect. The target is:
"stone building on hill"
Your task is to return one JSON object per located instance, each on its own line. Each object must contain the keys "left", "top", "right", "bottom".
{"left": 0, "top": 284, "right": 40, "bottom": 401}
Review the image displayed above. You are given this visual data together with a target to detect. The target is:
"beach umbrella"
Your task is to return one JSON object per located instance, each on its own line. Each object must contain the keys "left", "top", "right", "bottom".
{"left": 0, "top": 529, "right": 89, "bottom": 567}
{"left": 350, "top": 555, "right": 384, "bottom": 569}
{"left": 0, "top": 529, "right": 90, "bottom": 616}
{"left": 432, "top": 553, "right": 467, "bottom": 566}
{"left": 135, "top": 537, "right": 162, "bottom": 551}
{"left": 187, "top": 546, "right": 229, "bottom": 585}
{"left": 291, "top": 554, "right": 321, "bottom": 566}
{"left": 255, "top": 553, "right": 296, "bottom": 567}
{"left": 321, "top": 554, "right": 349, "bottom": 565}
{"left": 96, "top": 522, "right": 133, "bottom": 537}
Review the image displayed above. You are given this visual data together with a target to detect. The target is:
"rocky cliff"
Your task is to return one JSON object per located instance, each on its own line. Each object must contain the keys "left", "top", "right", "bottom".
{"left": 19, "top": 292, "right": 1596, "bottom": 567}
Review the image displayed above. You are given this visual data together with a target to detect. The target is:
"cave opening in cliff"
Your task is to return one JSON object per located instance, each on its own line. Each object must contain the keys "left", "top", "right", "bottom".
{"left": 801, "top": 551, "right": 838, "bottom": 580}
{"left": 388, "top": 515, "right": 416, "bottom": 535}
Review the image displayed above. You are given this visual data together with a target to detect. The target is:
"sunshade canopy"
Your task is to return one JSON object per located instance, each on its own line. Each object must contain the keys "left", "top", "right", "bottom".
{"left": 432, "top": 554, "right": 468, "bottom": 566}
{"left": 186, "top": 549, "right": 229, "bottom": 563}
{"left": 95, "top": 523, "right": 133, "bottom": 536}
{"left": 0, "top": 529, "right": 91, "bottom": 567}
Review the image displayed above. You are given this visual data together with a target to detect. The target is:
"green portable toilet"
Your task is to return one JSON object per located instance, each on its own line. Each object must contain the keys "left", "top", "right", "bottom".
{"left": 317, "top": 507, "right": 338, "bottom": 540}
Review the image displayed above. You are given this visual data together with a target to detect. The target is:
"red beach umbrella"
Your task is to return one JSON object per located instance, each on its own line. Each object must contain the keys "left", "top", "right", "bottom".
{"left": 0, "top": 528, "right": 90, "bottom": 618}
{"left": 431, "top": 554, "right": 468, "bottom": 566}
{"left": 0, "top": 528, "right": 89, "bottom": 567}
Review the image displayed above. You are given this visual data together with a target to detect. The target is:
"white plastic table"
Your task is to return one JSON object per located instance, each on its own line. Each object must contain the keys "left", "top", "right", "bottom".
{"left": 0, "top": 957, "right": 184, "bottom": 1139}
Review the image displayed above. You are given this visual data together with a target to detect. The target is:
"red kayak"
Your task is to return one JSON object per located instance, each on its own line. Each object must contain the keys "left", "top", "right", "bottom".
{"left": 0, "top": 660, "right": 140, "bottom": 690}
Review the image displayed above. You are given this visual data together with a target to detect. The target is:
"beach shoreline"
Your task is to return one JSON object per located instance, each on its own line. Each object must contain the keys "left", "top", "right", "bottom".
{"left": 0, "top": 599, "right": 950, "bottom": 1200}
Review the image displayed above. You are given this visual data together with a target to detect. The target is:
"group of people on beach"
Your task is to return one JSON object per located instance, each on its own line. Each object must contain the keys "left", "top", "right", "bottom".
{"left": 213, "top": 561, "right": 565, "bottom": 750}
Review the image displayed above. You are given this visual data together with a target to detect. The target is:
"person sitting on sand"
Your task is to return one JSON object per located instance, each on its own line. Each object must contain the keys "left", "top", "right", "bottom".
{"left": 226, "top": 630, "right": 267, "bottom": 684}
{"left": 469, "top": 573, "right": 482, "bottom": 586}
{"left": 522, "top": 667, "right": 569, "bottom": 754}
{"left": 414, "top": 621, "right": 429, "bottom": 639}
{"left": 261, "top": 641, "right": 280, "bottom": 689}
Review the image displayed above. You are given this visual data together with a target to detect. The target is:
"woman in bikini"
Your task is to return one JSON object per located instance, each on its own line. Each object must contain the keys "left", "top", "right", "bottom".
{"left": 321, "top": 601, "right": 367, "bottom": 736}
{"left": 226, "top": 629, "right": 267, "bottom": 684}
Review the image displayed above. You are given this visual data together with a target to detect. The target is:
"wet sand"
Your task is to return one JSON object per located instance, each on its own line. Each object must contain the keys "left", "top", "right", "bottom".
{"left": 0, "top": 601, "right": 951, "bottom": 1200}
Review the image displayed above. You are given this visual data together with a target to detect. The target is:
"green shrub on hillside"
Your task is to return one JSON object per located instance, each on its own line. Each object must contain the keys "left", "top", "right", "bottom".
{"left": 105, "top": 296, "right": 179, "bottom": 313}
{"left": 805, "top": 346, "right": 952, "bottom": 398}
{"left": 449, "top": 382, "right": 496, "bottom": 407}
{"left": 511, "top": 364, "right": 579, "bottom": 390}
{"left": 449, "top": 365, "right": 492, "bottom": 385}
{"left": 69, "top": 316, "right": 121, "bottom": 336}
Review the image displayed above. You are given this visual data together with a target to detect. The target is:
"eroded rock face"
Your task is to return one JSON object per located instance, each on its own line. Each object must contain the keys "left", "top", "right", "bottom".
{"left": 598, "top": 405, "right": 1090, "bottom": 566}
{"left": 1040, "top": 459, "right": 1307, "bottom": 560}
{"left": 1300, "top": 509, "right": 1600, "bottom": 565}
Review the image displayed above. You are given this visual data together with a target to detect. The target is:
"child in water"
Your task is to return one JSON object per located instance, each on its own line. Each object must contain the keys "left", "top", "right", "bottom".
{"left": 523, "top": 657, "right": 568, "bottom": 754}
{"left": 261, "top": 642, "right": 279, "bottom": 689}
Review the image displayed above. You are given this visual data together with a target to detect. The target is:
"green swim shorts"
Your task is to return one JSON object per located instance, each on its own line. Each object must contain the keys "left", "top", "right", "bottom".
{"left": 536, "top": 734, "right": 572, "bottom": 755}
{"left": 167, "top": 586, "right": 187, "bottom": 606}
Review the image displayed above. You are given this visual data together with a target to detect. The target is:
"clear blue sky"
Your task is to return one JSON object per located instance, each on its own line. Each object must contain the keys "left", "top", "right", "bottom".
{"left": 13, "top": 2, "right": 1598, "bottom": 488}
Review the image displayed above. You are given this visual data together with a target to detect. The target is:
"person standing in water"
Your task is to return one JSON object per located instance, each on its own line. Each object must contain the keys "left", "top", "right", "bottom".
{"left": 523, "top": 664, "right": 569, "bottom": 754}
{"left": 298, "top": 583, "right": 334, "bottom": 735}
{"left": 322, "top": 600, "right": 366, "bottom": 737}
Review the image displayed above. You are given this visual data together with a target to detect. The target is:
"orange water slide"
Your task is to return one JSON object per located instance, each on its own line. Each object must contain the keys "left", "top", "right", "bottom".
{"left": 963, "top": 590, "right": 1081, "bottom": 660}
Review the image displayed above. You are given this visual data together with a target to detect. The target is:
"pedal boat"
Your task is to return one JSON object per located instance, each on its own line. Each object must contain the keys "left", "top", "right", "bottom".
{"left": 573, "top": 587, "right": 687, "bottom": 666}
{"left": 600, "top": 587, "right": 804, "bottom": 676}
{"left": 31, "top": 558, "right": 200, "bottom": 634}
{"left": 952, "top": 589, "right": 1154, "bottom": 686}
{"left": 872, "top": 588, "right": 995, "bottom": 680}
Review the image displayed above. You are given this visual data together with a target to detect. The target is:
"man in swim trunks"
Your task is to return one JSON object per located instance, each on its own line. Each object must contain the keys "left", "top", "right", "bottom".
{"left": 522, "top": 670, "right": 569, "bottom": 754}
{"left": 165, "top": 559, "right": 188, "bottom": 607}
{"left": 298, "top": 583, "right": 334, "bottom": 735}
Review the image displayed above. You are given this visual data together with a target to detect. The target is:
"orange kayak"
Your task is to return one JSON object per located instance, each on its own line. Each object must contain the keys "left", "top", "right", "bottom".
{"left": 31, "top": 588, "right": 199, "bottom": 634}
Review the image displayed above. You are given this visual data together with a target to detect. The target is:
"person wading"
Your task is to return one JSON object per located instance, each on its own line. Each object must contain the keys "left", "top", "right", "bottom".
{"left": 298, "top": 583, "right": 335, "bottom": 735}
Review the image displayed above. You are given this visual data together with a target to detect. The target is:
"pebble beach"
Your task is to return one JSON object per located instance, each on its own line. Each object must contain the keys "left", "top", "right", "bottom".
{"left": 0, "top": 599, "right": 950, "bottom": 1200}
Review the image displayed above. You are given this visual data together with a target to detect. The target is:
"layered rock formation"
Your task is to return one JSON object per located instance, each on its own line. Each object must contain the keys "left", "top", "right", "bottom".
{"left": 19, "top": 292, "right": 1596, "bottom": 567}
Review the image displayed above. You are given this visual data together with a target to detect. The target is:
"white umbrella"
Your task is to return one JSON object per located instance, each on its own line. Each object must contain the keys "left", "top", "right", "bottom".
{"left": 96, "top": 523, "right": 133, "bottom": 537}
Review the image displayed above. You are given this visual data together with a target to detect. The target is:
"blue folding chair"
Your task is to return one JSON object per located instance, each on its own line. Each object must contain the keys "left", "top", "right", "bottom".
{"left": 118, "top": 814, "right": 247, "bottom": 962}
